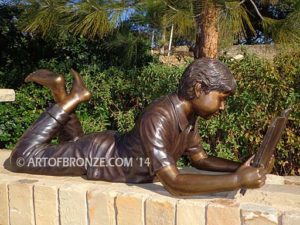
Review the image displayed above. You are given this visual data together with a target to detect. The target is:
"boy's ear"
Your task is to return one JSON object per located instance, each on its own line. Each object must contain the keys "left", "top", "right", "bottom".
{"left": 194, "top": 83, "right": 202, "bottom": 98}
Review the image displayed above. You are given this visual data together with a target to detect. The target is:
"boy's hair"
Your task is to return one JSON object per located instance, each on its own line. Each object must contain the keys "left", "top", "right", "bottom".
{"left": 178, "top": 58, "right": 237, "bottom": 100}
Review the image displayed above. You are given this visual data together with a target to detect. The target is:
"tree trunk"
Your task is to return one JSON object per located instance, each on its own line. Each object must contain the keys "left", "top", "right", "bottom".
{"left": 194, "top": 1, "right": 219, "bottom": 59}
{"left": 160, "top": 27, "right": 166, "bottom": 55}
{"left": 168, "top": 24, "right": 174, "bottom": 56}
{"left": 151, "top": 30, "right": 155, "bottom": 55}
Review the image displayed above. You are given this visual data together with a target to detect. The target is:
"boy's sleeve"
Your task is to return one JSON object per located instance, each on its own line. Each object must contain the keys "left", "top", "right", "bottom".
{"left": 183, "top": 128, "right": 208, "bottom": 158}
{"left": 140, "top": 112, "right": 175, "bottom": 174}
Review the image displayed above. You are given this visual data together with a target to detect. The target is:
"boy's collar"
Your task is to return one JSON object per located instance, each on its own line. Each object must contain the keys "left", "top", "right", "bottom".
{"left": 168, "top": 93, "right": 196, "bottom": 131}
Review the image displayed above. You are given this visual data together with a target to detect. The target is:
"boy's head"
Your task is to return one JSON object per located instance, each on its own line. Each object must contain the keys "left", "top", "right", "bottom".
{"left": 178, "top": 58, "right": 236, "bottom": 118}
{"left": 178, "top": 58, "right": 236, "bottom": 100}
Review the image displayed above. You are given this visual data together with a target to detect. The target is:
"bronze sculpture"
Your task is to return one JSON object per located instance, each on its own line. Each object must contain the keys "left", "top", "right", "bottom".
{"left": 9, "top": 58, "right": 270, "bottom": 196}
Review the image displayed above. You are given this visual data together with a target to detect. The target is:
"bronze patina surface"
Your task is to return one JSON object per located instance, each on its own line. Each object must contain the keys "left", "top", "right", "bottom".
{"left": 10, "top": 58, "right": 270, "bottom": 196}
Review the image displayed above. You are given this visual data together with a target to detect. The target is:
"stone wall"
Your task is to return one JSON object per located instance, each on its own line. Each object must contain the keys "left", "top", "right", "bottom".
{"left": 157, "top": 45, "right": 278, "bottom": 66}
{"left": 0, "top": 89, "right": 15, "bottom": 102}
{"left": 220, "top": 45, "right": 277, "bottom": 61}
{"left": 0, "top": 150, "right": 299, "bottom": 225}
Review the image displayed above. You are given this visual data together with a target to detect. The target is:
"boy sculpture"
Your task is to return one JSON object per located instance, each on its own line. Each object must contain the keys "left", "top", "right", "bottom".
{"left": 10, "top": 58, "right": 268, "bottom": 196}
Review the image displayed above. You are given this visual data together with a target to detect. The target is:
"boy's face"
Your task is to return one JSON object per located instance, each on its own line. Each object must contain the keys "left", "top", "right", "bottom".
{"left": 191, "top": 90, "right": 229, "bottom": 119}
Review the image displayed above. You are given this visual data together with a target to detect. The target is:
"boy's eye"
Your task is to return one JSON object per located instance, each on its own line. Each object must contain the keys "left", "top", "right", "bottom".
{"left": 220, "top": 93, "right": 230, "bottom": 100}
{"left": 223, "top": 91, "right": 231, "bottom": 95}
{"left": 220, "top": 96, "right": 227, "bottom": 101}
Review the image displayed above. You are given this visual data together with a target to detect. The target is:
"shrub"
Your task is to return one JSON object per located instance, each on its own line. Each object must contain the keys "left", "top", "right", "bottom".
{"left": 209, "top": 53, "right": 300, "bottom": 175}
{"left": 0, "top": 5, "right": 154, "bottom": 89}
{"left": 0, "top": 53, "right": 299, "bottom": 175}
{"left": 0, "top": 83, "right": 52, "bottom": 149}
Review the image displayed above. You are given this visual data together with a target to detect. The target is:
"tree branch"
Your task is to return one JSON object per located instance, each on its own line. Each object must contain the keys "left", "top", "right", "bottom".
{"left": 249, "top": 0, "right": 265, "bottom": 20}
{"left": 194, "top": 0, "right": 246, "bottom": 17}
{"left": 224, "top": 0, "right": 246, "bottom": 10}
{"left": 239, "top": 0, "right": 246, "bottom": 5}
{"left": 163, "top": 0, "right": 179, "bottom": 12}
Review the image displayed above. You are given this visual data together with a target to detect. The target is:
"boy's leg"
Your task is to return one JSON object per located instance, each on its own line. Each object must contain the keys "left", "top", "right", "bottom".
{"left": 58, "top": 113, "right": 84, "bottom": 143}
{"left": 10, "top": 104, "right": 86, "bottom": 175}
{"left": 25, "top": 69, "right": 67, "bottom": 103}
{"left": 10, "top": 69, "right": 91, "bottom": 175}
{"left": 25, "top": 69, "right": 84, "bottom": 143}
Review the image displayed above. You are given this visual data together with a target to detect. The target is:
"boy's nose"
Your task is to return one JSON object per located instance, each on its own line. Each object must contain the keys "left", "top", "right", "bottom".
{"left": 219, "top": 101, "right": 225, "bottom": 110}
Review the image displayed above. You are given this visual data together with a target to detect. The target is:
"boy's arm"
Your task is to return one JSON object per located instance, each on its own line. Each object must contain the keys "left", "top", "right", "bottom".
{"left": 189, "top": 152, "right": 241, "bottom": 172}
{"left": 156, "top": 159, "right": 266, "bottom": 196}
{"left": 186, "top": 121, "right": 241, "bottom": 172}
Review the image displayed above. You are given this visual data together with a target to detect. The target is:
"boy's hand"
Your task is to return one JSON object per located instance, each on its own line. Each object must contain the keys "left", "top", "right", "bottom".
{"left": 235, "top": 156, "right": 267, "bottom": 189}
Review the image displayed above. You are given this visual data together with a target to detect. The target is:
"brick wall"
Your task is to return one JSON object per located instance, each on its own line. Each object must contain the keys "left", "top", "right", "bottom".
{"left": 0, "top": 89, "right": 15, "bottom": 102}
{"left": 0, "top": 150, "right": 299, "bottom": 225}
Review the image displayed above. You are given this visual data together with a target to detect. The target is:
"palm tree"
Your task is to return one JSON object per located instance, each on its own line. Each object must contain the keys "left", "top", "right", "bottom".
{"left": 17, "top": 0, "right": 300, "bottom": 58}
{"left": 194, "top": 0, "right": 300, "bottom": 58}
{"left": 18, "top": 0, "right": 137, "bottom": 39}
{"left": 151, "top": 0, "right": 300, "bottom": 58}
{"left": 18, "top": 0, "right": 68, "bottom": 37}
{"left": 132, "top": 0, "right": 169, "bottom": 54}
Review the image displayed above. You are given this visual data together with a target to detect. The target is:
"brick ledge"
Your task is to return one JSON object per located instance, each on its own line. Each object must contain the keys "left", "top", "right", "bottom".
{"left": 0, "top": 149, "right": 299, "bottom": 225}
{"left": 0, "top": 89, "right": 15, "bottom": 102}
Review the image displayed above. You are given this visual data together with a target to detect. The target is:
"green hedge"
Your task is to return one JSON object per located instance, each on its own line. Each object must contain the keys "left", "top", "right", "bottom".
{"left": 0, "top": 53, "right": 299, "bottom": 175}
{"left": 215, "top": 53, "right": 300, "bottom": 175}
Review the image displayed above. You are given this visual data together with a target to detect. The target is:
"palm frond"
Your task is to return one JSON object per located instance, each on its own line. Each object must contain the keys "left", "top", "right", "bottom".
{"left": 165, "top": 6, "right": 195, "bottom": 38}
{"left": 219, "top": 1, "right": 255, "bottom": 47}
{"left": 19, "top": 0, "right": 67, "bottom": 37}
{"left": 262, "top": 11, "right": 300, "bottom": 49}
{"left": 132, "top": 0, "right": 168, "bottom": 29}
{"left": 105, "top": 30, "right": 145, "bottom": 66}
{"left": 67, "top": 0, "right": 112, "bottom": 39}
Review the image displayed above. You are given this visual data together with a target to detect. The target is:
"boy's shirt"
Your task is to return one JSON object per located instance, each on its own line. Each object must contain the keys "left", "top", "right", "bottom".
{"left": 88, "top": 93, "right": 207, "bottom": 183}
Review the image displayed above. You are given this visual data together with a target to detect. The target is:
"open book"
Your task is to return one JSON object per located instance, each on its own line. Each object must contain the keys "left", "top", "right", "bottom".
{"left": 240, "top": 108, "right": 291, "bottom": 195}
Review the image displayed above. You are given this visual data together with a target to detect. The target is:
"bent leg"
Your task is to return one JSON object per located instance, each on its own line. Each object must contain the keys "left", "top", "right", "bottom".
{"left": 25, "top": 70, "right": 84, "bottom": 143}
{"left": 58, "top": 113, "right": 84, "bottom": 143}
{"left": 11, "top": 68, "right": 92, "bottom": 175}
{"left": 10, "top": 104, "right": 86, "bottom": 176}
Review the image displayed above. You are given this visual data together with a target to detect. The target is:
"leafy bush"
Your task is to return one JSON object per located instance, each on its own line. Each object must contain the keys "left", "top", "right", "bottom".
{"left": 207, "top": 53, "right": 300, "bottom": 175}
{"left": 0, "top": 53, "right": 299, "bottom": 175}
{"left": 0, "top": 5, "right": 154, "bottom": 89}
{"left": 0, "top": 84, "right": 52, "bottom": 148}
{"left": 0, "top": 63, "right": 184, "bottom": 147}
{"left": 0, "top": 5, "right": 52, "bottom": 88}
